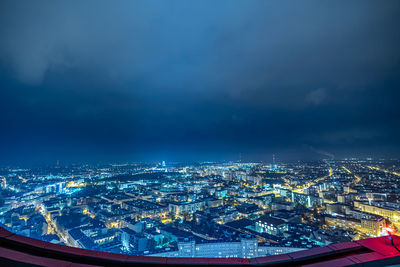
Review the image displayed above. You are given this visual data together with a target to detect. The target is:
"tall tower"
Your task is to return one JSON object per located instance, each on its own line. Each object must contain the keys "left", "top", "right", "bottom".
{"left": 270, "top": 154, "right": 277, "bottom": 170}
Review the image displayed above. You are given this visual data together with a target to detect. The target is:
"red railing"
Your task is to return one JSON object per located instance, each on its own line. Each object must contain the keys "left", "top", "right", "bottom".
{"left": 1, "top": 226, "right": 400, "bottom": 266}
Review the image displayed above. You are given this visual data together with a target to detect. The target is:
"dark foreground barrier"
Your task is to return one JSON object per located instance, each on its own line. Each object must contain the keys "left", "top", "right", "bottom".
{"left": 1, "top": 227, "right": 400, "bottom": 266}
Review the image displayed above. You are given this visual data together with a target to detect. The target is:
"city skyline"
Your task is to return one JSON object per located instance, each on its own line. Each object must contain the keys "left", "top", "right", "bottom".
{"left": 1, "top": 158, "right": 400, "bottom": 258}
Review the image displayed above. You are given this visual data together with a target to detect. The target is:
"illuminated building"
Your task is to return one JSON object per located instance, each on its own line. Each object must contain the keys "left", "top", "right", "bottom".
{"left": 168, "top": 201, "right": 204, "bottom": 215}
{"left": 255, "top": 216, "right": 288, "bottom": 236}
{"left": 360, "top": 217, "right": 385, "bottom": 236}
{"left": 325, "top": 215, "right": 385, "bottom": 237}
{"left": 354, "top": 201, "right": 400, "bottom": 225}
{"left": 151, "top": 238, "right": 304, "bottom": 258}
{"left": 325, "top": 215, "right": 362, "bottom": 231}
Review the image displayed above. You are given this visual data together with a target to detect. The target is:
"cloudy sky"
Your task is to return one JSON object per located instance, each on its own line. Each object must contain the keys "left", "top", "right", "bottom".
{"left": 0, "top": 0, "right": 399, "bottom": 165}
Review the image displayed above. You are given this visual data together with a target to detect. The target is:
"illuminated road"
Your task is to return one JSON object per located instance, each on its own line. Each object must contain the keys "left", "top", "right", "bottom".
{"left": 18, "top": 176, "right": 28, "bottom": 183}
{"left": 282, "top": 177, "right": 291, "bottom": 186}
{"left": 293, "top": 168, "right": 332, "bottom": 194}
{"left": 368, "top": 166, "right": 400, "bottom": 177}
{"left": 39, "top": 205, "right": 74, "bottom": 247}
{"left": 292, "top": 175, "right": 329, "bottom": 193}
{"left": 342, "top": 166, "right": 361, "bottom": 184}
{"left": 45, "top": 215, "right": 71, "bottom": 245}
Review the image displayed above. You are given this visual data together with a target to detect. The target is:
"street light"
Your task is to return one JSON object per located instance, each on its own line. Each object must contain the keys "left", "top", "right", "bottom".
{"left": 385, "top": 227, "right": 395, "bottom": 246}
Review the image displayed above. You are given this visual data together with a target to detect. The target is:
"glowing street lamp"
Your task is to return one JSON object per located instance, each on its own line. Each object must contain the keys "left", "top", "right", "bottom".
{"left": 385, "top": 227, "right": 395, "bottom": 246}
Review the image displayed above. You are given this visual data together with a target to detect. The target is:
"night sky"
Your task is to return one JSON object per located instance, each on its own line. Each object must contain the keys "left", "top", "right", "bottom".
{"left": 0, "top": 1, "right": 400, "bottom": 165}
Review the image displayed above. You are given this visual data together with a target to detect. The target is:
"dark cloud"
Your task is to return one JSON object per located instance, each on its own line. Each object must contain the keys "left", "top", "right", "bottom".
{"left": 0, "top": 0, "right": 399, "bottom": 164}
{"left": 305, "top": 88, "right": 327, "bottom": 106}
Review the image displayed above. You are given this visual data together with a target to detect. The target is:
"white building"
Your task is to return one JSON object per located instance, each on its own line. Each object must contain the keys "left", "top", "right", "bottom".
{"left": 150, "top": 238, "right": 304, "bottom": 258}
